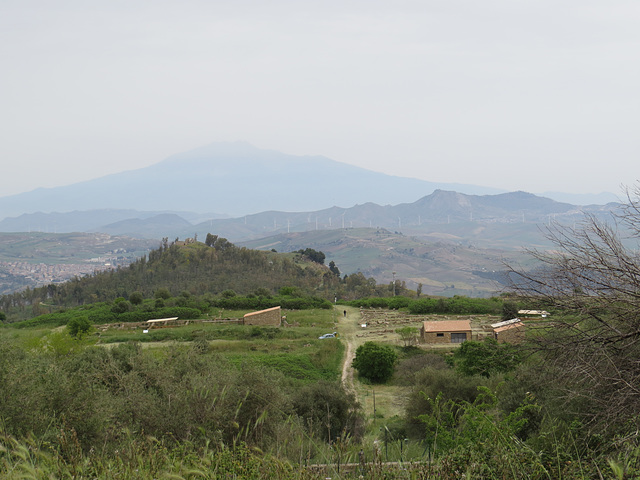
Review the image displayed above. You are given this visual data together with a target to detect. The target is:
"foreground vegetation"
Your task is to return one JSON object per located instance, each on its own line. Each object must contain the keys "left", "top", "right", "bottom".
{"left": 1, "top": 307, "right": 639, "bottom": 479}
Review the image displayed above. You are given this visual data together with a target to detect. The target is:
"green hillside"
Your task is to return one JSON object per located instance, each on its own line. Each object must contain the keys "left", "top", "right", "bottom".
{"left": 0, "top": 236, "right": 341, "bottom": 316}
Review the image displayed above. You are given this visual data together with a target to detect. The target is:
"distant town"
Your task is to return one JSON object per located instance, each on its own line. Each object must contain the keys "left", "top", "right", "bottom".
{"left": 0, "top": 256, "right": 134, "bottom": 294}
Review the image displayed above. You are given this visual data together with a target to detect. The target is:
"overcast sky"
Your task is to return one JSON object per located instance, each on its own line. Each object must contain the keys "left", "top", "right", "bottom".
{"left": 1, "top": 0, "right": 639, "bottom": 198}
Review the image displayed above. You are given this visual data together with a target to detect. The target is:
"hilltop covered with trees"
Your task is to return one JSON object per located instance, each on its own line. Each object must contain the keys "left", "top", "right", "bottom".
{"left": 1, "top": 236, "right": 418, "bottom": 322}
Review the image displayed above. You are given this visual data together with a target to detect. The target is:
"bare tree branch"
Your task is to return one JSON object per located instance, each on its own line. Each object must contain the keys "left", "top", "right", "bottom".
{"left": 505, "top": 186, "right": 640, "bottom": 432}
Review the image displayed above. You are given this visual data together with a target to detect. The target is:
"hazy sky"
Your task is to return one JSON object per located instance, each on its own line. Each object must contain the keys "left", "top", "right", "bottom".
{"left": 2, "top": 0, "right": 639, "bottom": 198}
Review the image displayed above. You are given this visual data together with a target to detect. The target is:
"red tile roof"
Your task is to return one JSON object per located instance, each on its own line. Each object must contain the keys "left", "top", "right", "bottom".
{"left": 422, "top": 320, "right": 471, "bottom": 332}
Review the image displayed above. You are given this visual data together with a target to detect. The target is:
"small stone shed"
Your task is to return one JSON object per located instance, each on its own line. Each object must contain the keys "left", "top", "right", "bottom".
{"left": 243, "top": 306, "right": 282, "bottom": 326}
{"left": 491, "top": 318, "right": 525, "bottom": 344}
{"left": 421, "top": 319, "right": 472, "bottom": 344}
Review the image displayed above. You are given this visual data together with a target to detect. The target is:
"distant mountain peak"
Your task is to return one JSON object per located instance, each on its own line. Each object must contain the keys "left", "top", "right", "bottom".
{"left": 161, "top": 141, "right": 263, "bottom": 163}
{"left": 0, "top": 142, "right": 612, "bottom": 220}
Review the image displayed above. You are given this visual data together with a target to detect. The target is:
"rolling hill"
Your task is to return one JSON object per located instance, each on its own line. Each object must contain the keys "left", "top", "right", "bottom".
{"left": 241, "top": 227, "right": 533, "bottom": 297}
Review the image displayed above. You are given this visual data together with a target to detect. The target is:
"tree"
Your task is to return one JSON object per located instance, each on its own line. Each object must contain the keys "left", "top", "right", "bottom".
{"left": 129, "top": 291, "right": 144, "bottom": 305}
{"left": 352, "top": 342, "right": 397, "bottom": 383}
{"left": 501, "top": 300, "right": 518, "bottom": 320}
{"left": 506, "top": 185, "right": 640, "bottom": 433}
{"left": 111, "top": 298, "right": 131, "bottom": 314}
{"left": 298, "top": 248, "right": 325, "bottom": 265}
{"left": 396, "top": 326, "right": 419, "bottom": 347}
{"left": 213, "top": 236, "right": 232, "bottom": 251}
{"left": 254, "top": 287, "right": 271, "bottom": 297}
{"left": 328, "top": 260, "right": 340, "bottom": 276}
{"left": 155, "top": 288, "right": 171, "bottom": 300}
{"left": 66, "top": 316, "right": 92, "bottom": 338}
{"left": 205, "top": 233, "right": 218, "bottom": 247}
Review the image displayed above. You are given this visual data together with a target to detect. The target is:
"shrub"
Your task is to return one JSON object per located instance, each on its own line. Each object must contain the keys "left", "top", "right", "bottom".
{"left": 393, "top": 353, "right": 448, "bottom": 385}
{"left": 352, "top": 342, "right": 397, "bottom": 383}
{"left": 404, "top": 367, "right": 494, "bottom": 438}
{"left": 292, "top": 381, "right": 364, "bottom": 442}
{"left": 278, "top": 286, "right": 301, "bottom": 297}
{"left": 66, "top": 316, "right": 92, "bottom": 338}
{"left": 154, "top": 288, "right": 171, "bottom": 300}
{"left": 452, "top": 338, "right": 522, "bottom": 378}
{"left": 111, "top": 300, "right": 131, "bottom": 314}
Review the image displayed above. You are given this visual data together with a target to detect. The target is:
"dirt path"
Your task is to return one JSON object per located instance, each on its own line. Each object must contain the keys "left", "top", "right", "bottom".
{"left": 336, "top": 306, "right": 409, "bottom": 422}
{"left": 337, "top": 306, "right": 360, "bottom": 394}
{"left": 341, "top": 336, "right": 355, "bottom": 392}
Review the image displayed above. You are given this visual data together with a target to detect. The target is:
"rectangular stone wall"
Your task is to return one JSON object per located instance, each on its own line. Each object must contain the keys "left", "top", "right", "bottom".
{"left": 421, "top": 330, "right": 472, "bottom": 344}
{"left": 243, "top": 306, "right": 282, "bottom": 326}
{"left": 422, "top": 332, "right": 450, "bottom": 344}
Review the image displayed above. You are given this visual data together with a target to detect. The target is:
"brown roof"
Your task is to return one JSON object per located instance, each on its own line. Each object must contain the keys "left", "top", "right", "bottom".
{"left": 422, "top": 320, "right": 471, "bottom": 333}
{"left": 494, "top": 322, "right": 524, "bottom": 333}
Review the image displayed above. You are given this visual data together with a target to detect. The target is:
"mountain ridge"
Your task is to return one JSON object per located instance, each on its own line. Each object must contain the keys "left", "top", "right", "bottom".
{"left": 0, "top": 142, "right": 616, "bottom": 220}
{"left": 0, "top": 190, "right": 619, "bottom": 250}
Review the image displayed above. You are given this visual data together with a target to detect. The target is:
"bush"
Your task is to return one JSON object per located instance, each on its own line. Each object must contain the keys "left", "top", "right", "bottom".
{"left": 278, "top": 286, "right": 301, "bottom": 297}
{"left": 254, "top": 287, "right": 271, "bottom": 297}
{"left": 154, "top": 288, "right": 171, "bottom": 300}
{"left": 452, "top": 338, "right": 522, "bottom": 378}
{"left": 393, "top": 353, "right": 448, "bottom": 385}
{"left": 352, "top": 342, "right": 397, "bottom": 383}
{"left": 66, "top": 316, "right": 92, "bottom": 338}
{"left": 292, "top": 381, "right": 364, "bottom": 442}
{"left": 111, "top": 300, "right": 131, "bottom": 314}
{"left": 404, "top": 367, "right": 494, "bottom": 438}
{"left": 129, "top": 292, "right": 144, "bottom": 305}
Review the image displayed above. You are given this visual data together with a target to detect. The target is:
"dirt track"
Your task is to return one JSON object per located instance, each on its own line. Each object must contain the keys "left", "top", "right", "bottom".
{"left": 338, "top": 306, "right": 360, "bottom": 394}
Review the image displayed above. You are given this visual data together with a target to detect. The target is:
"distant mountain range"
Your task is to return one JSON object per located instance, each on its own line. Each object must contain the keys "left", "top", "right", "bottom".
{"left": 0, "top": 189, "right": 620, "bottom": 250}
{"left": 0, "top": 187, "right": 623, "bottom": 297}
{"left": 0, "top": 141, "right": 623, "bottom": 297}
{"left": 0, "top": 141, "right": 618, "bottom": 221}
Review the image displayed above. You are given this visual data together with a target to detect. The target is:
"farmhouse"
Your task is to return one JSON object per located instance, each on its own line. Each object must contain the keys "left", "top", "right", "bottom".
{"left": 243, "top": 306, "right": 282, "bottom": 326}
{"left": 491, "top": 318, "right": 525, "bottom": 344}
{"left": 421, "top": 319, "right": 472, "bottom": 344}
